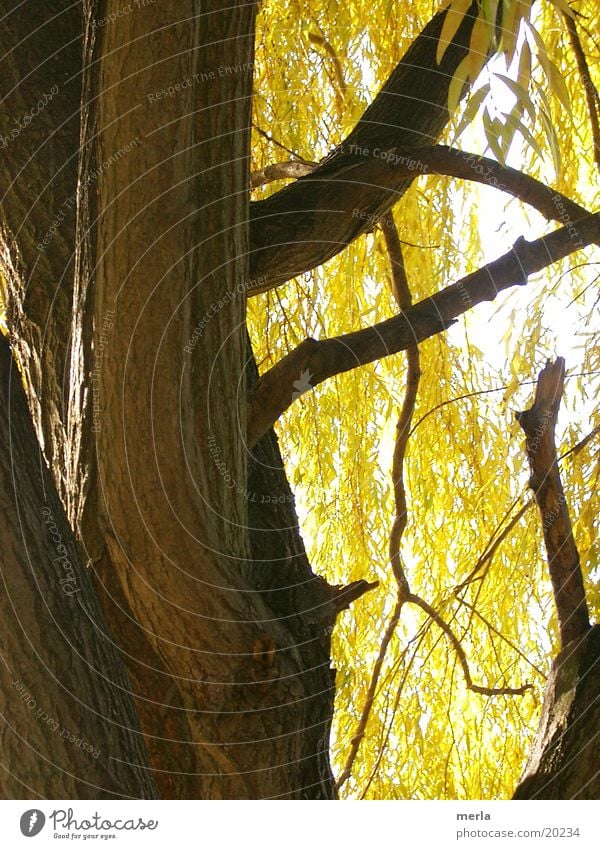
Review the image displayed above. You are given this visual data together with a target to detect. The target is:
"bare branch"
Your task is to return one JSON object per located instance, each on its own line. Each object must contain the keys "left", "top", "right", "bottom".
{"left": 336, "top": 218, "right": 417, "bottom": 792}
{"left": 249, "top": 2, "right": 484, "bottom": 291}
{"left": 250, "top": 160, "right": 317, "bottom": 190}
{"left": 334, "top": 598, "right": 404, "bottom": 792}
{"left": 384, "top": 220, "right": 419, "bottom": 593}
{"left": 408, "top": 594, "right": 532, "bottom": 696}
{"left": 248, "top": 143, "right": 596, "bottom": 294}
{"left": 516, "top": 359, "right": 591, "bottom": 647}
{"left": 247, "top": 214, "right": 600, "bottom": 447}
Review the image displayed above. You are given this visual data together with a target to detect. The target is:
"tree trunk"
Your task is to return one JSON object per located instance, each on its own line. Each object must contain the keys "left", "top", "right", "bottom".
{"left": 0, "top": 0, "right": 82, "bottom": 504}
{"left": 513, "top": 360, "right": 598, "bottom": 799}
{"left": 513, "top": 626, "right": 600, "bottom": 799}
{"left": 62, "top": 0, "right": 342, "bottom": 799}
{"left": 0, "top": 335, "right": 156, "bottom": 799}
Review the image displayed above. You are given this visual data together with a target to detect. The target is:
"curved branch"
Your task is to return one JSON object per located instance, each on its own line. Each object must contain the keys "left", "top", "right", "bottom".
{"left": 248, "top": 143, "right": 597, "bottom": 294}
{"left": 407, "top": 594, "right": 532, "bottom": 696}
{"left": 385, "top": 226, "right": 419, "bottom": 594}
{"left": 249, "top": 2, "right": 484, "bottom": 290}
{"left": 247, "top": 213, "right": 600, "bottom": 446}
{"left": 336, "top": 220, "right": 418, "bottom": 792}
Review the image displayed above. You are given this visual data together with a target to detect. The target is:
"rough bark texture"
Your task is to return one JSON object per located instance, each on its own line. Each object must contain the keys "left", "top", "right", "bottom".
{"left": 513, "top": 626, "right": 600, "bottom": 799}
{"left": 513, "top": 360, "right": 596, "bottom": 800}
{"left": 64, "top": 0, "right": 359, "bottom": 799}
{"left": 0, "top": 0, "right": 82, "bottom": 502}
{"left": 516, "top": 358, "right": 590, "bottom": 647}
{"left": 0, "top": 335, "right": 156, "bottom": 799}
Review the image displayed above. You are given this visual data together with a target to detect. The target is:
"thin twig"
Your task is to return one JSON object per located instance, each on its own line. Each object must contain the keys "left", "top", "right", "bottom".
{"left": 455, "top": 498, "right": 532, "bottom": 592}
{"left": 252, "top": 123, "right": 314, "bottom": 164}
{"left": 407, "top": 594, "right": 532, "bottom": 696}
{"left": 334, "top": 598, "right": 404, "bottom": 792}
{"left": 457, "top": 598, "right": 546, "bottom": 678}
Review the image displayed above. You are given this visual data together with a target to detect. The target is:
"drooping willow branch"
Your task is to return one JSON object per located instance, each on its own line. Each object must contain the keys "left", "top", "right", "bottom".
{"left": 247, "top": 213, "right": 600, "bottom": 447}
{"left": 335, "top": 218, "right": 531, "bottom": 794}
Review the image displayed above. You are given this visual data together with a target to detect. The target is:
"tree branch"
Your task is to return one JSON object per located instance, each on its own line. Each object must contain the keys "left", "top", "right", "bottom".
{"left": 247, "top": 213, "right": 600, "bottom": 447}
{"left": 407, "top": 594, "right": 532, "bottom": 696}
{"left": 384, "top": 222, "right": 419, "bottom": 594}
{"left": 335, "top": 220, "right": 418, "bottom": 792}
{"left": 249, "top": 2, "right": 484, "bottom": 290}
{"left": 248, "top": 142, "right": 597, "bottom": 293}
{"left": 516, "top": 359, "right": 591, "bottom": 648}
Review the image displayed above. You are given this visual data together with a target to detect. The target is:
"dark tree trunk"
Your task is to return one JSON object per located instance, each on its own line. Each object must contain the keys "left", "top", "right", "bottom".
{"left": 63, "top": 0, "right": 346, "bottom": 799}
{"left": 513, "top": 626, "right": 600, "bottom": 799}
{"left": 0, "top": 1, "right": 82, "bottom": 503}
{"left": 0, "top": 335, "right": 156, "bottom": 798}
{"left": 514, "top": 361, "right": 598, "bottom": 800}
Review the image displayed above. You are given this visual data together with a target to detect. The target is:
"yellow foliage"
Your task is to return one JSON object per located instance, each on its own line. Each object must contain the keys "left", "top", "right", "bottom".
{"left": 249, "top": 0, "right": 600, "bottom": 799}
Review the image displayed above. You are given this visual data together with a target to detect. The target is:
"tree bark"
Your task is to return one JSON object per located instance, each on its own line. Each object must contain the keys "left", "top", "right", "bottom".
{"left": 0, "top": 335, "right": 156, "bottom": 799}
{"left": 513, "top": 626, "right": 600, "bottom": 799}
{"left": 0, "top": 0, "right": 82, "bottom": 503}
{"left": 513, "top": 360, "right": 597, "bottom": 799}
{"left": 66, "top": 0, "right": 357, "bottom": 799}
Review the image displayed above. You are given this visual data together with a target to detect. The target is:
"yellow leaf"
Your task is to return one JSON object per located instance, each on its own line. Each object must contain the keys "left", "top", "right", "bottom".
{"left": 546, "top": 0, "right": 576, "bottom": 19}
{"left": 517, "top": 41, "right": 532, "bottom": 89}
{"left": 436, "top": 0, "right": 474, "bottom": 66}
{"left": 454, "top": 83, "right": 490, "bottom": 139}
{"left": 447, "top": 55, "right": 472, "bottom": 115}
{"left": 467, "top": 11, "right": 492, "bottom": 81}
